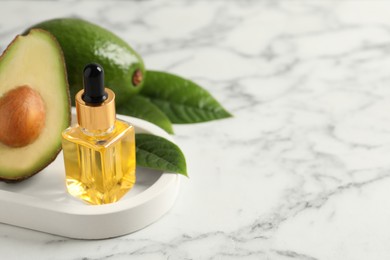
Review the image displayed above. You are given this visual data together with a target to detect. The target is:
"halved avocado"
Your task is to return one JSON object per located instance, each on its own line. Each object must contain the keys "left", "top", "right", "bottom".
{"left": 0, "top": 29, "right": 70, "bottom": 182}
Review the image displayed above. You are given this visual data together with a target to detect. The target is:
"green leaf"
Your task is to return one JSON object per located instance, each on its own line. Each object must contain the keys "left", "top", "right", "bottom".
{"left": 136, "top": 134, "right": 187, "bottom": 176}
{"left": 117, "top": 95, "right": 174, "bottom": 134}
{"left": 141, "top": 70, "right": 232, "bottom": 124}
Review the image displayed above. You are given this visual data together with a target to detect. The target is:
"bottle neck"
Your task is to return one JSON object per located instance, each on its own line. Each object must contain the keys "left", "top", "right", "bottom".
{"left": 75, "top": 88, "right": 116, "bottom": 134}
{"left": 80, "top": 124, "right": 115, "bottom": 137}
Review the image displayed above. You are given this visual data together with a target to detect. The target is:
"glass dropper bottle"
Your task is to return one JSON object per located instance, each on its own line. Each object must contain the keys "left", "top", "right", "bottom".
{"left": 62, "top": 63, "right": 136, "bottom": 205}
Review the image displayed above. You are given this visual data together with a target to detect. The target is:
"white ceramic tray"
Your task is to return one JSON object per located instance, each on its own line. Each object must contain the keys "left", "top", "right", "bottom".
{"left": 0, "top": 112, "right": 180, "bottom": 239}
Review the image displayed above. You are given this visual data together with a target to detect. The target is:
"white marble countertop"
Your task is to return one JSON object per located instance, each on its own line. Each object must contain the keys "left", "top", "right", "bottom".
{"left": 2, "top": 1, "right": 390, "bottom": 259}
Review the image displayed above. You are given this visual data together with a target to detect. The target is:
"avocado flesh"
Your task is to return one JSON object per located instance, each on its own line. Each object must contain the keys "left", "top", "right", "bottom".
{"left": 27, "top": 18, "right": 146, "bottom": 105}
{"left": 0, "top": 29, "right": 70, "bottom": 181}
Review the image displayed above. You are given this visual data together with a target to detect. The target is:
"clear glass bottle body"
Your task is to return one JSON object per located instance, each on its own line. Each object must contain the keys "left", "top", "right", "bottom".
{"left": 62, "top": 119, "right": 135, "bottom": 205}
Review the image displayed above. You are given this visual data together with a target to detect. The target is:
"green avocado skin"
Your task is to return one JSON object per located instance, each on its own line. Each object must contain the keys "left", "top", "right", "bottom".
{"left": 26, "top": 18, "right": 145, "bottom": 105}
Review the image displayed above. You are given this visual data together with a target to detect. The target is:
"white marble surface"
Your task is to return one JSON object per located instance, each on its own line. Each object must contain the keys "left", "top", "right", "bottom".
{"left": 2, "top": 0, "right": 390, "bottom": 259}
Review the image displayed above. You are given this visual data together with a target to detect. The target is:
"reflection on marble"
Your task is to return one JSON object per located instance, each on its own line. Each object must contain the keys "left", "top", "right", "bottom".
{"left": 2, "top": 0, "right": 390, "bottom": 259}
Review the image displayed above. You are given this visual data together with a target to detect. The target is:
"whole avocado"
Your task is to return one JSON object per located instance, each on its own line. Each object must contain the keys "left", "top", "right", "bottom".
{"left": 26, "top": 18, "right": 145, "bottom": 105}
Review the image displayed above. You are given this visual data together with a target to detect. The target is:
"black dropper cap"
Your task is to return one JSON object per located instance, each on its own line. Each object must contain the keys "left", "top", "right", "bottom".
{"left": 82, "top": 63, "right": 108, "bottom": 104}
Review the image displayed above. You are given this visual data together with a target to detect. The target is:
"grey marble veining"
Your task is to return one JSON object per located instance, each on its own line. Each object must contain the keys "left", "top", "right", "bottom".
{"left": 2, "top": 0, "right": 390, "bottom": 259}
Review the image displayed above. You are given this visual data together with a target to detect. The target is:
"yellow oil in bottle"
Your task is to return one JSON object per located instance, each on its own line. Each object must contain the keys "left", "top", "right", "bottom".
{"left": 62, "top": 120, "right": 136, "bottom": 205}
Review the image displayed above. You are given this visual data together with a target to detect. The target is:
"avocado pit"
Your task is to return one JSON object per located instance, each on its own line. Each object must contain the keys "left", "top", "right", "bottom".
{"left": 0, "top": 85, "right": 46, "bottom": 147}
